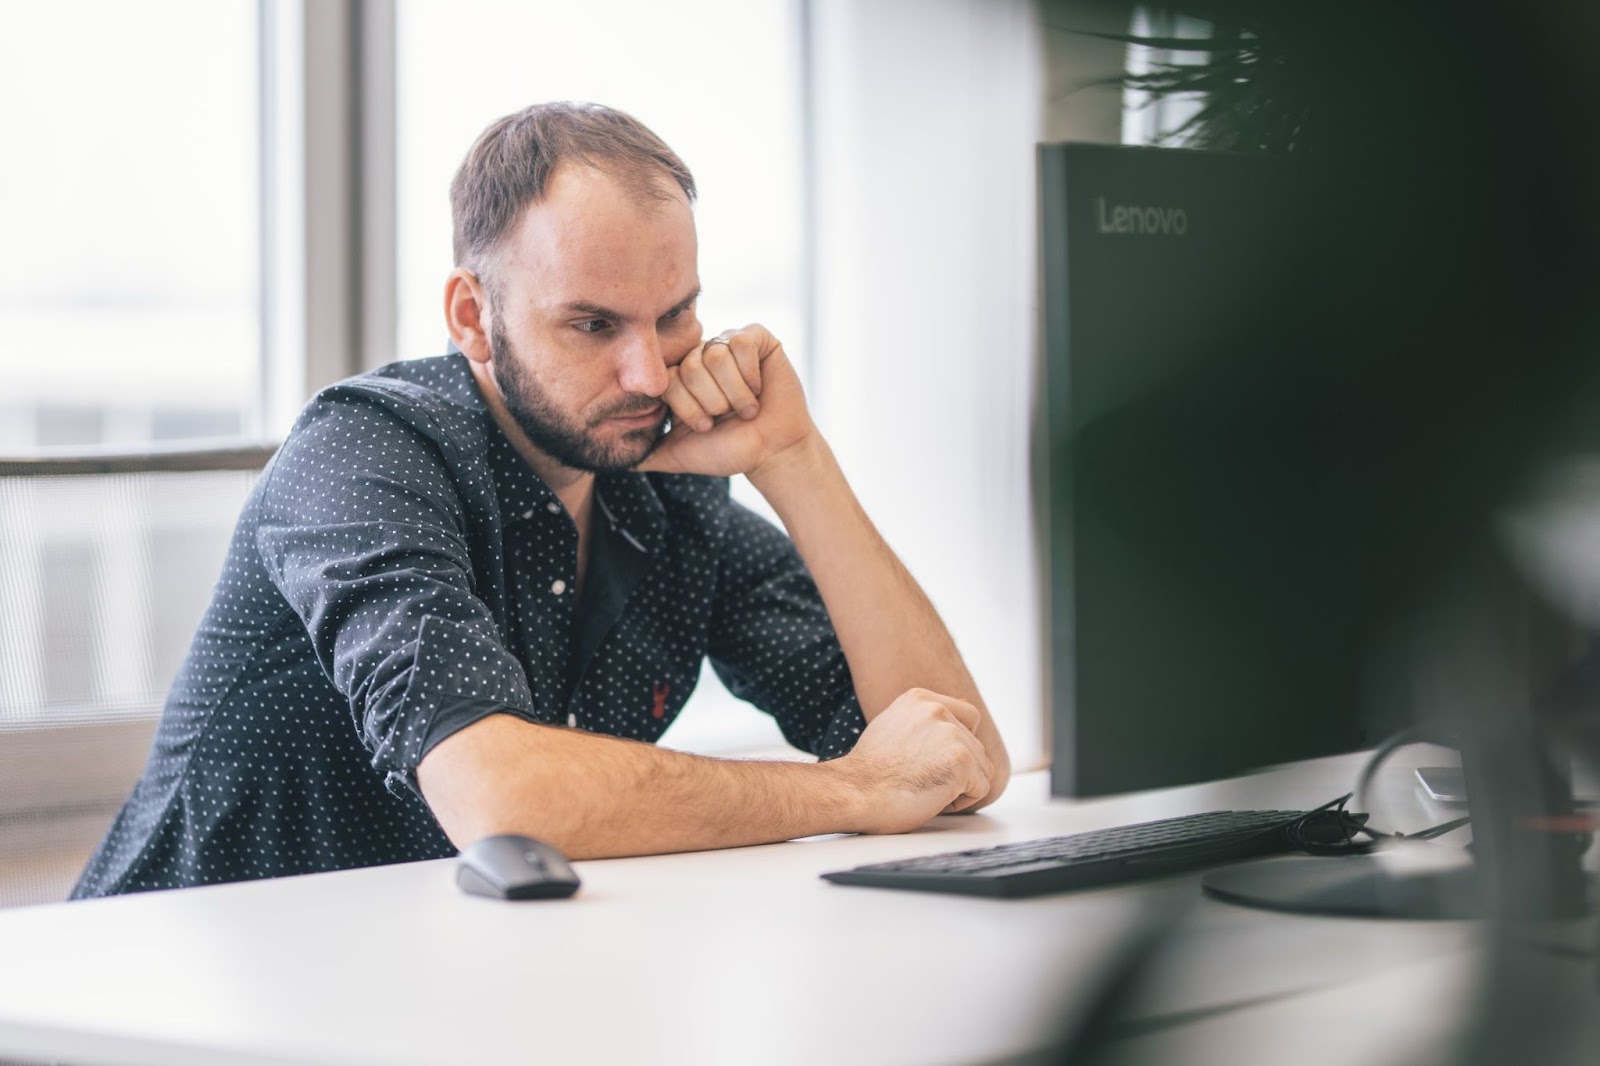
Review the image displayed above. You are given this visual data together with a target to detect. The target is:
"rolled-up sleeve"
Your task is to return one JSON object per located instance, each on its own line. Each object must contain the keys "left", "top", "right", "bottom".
{"left": 706, "top": 501, "right": 866, "bottom": 760}
{"left": 255, "top": 396, "right": 537, "bottom": 796}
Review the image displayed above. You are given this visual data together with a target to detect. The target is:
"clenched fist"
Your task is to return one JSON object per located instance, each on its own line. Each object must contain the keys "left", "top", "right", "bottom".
{"left": 638, "top": 324, "right": 817, "bottom": 481}
{"left": 830, "top": 688, "right": 998, "bottom": 835}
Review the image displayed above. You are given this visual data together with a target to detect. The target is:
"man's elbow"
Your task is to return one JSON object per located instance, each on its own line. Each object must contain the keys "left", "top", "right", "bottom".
{"left": 415, "top": 712, "right": 556, "bottom": 849}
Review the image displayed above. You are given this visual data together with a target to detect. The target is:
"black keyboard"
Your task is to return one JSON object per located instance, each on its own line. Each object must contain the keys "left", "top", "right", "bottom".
{"left": 821, "top": 809, "right": 1308, "bottom": 899}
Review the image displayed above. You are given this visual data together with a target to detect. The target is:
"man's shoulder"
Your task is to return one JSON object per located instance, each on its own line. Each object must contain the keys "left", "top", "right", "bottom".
{"left": 646, "top": 473, "right": 734, "bottom": 530}
{"left": 644, "top": 471, "right": 731, "bottom": 505}
{"left": 287, "top": 355, "right": 488, "bottom": 457}
{"left": 641, "top": 476, "right": 791, "bottom": 556}
{"left": 594, "top": 472, "right": 734, "bottom": 553}
{"left": 256, "top": 356, "right": 497, "bottom": 517}
{"left": 317, "top": 355, "right": 482, "bottom": 422}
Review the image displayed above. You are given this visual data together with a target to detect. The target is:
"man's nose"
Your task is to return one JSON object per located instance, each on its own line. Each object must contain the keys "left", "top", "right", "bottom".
{"left": 616, "top": 332, "right": 670, "bottom": 397}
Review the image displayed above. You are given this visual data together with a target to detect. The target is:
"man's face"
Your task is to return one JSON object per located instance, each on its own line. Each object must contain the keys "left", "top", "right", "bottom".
{"left": 483, "top": 165, "right": 701, "bottom": 474}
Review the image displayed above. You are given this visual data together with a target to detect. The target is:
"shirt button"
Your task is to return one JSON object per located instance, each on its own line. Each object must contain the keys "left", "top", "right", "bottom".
{"left": 522, "top": 509, "right": 535, "bottom": 520}
{"left": 551, "top": 579, "right": 567, "bottom": 596}
{"left": 567, "top": 712, "right": 577, "bottom": 728}
{"left": 546, "top": 501, "right": 562, "bottom": 514}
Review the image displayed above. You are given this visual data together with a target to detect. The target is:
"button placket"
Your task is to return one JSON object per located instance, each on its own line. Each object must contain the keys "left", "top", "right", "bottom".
{"left": 502, "top": 490, "right": 579, "bottom": 731}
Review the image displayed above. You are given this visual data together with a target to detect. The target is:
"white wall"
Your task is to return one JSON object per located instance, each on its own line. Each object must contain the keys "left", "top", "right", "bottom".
{"left": 806, "top": 0, "right": 1131, "bottom": 770}
{"left": 809, "top": 0, "right": 1042, "bottom": 767}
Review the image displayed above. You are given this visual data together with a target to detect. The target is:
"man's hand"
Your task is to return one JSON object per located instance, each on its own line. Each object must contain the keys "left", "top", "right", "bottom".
{"left": 638, "top": 324, "right": 816, "bottom": 479}
{"left": 829, "top": 688, "right": 998, "bottom": 835}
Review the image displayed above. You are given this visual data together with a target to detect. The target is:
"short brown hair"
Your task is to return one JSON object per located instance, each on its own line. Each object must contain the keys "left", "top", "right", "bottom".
{"left": 449, "top": 102, "right": 696, "bottom": 278}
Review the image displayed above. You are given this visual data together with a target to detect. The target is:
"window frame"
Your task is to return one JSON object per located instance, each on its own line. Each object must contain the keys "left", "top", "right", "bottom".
{"left": 0, "top": 0, "right": 396, "bottom": 832}
{"left": 261, "top": 0, "right": 397, "bottom": 439}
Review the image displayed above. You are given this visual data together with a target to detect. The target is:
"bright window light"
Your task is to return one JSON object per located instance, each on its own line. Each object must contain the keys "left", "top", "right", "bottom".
{"left": 0, "top": 0, "right": 260, "bottom": 451}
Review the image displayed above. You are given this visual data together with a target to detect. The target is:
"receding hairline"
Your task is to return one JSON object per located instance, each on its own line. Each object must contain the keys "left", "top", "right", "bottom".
{"left": 469, "top": 160, "right": 695, "bottom": 298}
{"left": 450, "top": 102, "right": 697, "bottom": 279}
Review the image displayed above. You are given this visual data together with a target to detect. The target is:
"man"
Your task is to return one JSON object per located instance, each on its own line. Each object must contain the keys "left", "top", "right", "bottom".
{"left": 73, "top": 103, "right": 1008, "bottom": 897}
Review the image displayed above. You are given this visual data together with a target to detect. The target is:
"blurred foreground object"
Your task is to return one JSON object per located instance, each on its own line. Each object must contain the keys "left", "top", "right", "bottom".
{"left": 1049, "top": 0, "right": 1600, "bottom": 1059}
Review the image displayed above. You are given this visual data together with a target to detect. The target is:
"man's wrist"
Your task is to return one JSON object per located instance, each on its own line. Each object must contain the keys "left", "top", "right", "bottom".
{"left": 747, "top": 429, "right": 834, "bottom": 503}
{"left": 814, "top": 755, "right": 867, "bottom": 835}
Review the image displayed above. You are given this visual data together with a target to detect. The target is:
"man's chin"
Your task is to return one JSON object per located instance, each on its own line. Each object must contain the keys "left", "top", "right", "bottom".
{"left": 615, "top": 427, "right": 665, "bottom": 470}
{"left": 584, "top": 424, "right": 665, "bottom": 473}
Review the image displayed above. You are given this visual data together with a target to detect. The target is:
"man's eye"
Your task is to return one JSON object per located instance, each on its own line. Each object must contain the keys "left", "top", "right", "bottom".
{"left": 575, "top": 319, "right": 609, "bottom": 334}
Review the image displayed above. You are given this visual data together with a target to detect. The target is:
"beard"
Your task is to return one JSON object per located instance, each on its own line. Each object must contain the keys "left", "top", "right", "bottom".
{"left": 489, "top": 318, "right": 667, "bottom": 474}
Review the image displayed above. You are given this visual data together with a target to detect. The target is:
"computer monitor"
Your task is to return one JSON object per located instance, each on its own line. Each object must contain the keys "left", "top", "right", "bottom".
{"left": 1034, "top": 142, "right": 1591, "bottom": 919}
{"left": 1038, "top": 143, "right": 1385, "bottom": 799}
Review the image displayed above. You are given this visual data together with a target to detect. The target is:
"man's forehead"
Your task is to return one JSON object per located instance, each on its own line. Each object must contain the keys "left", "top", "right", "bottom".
{"left": 501, "top": 164, "right": 697, "bottom": 311}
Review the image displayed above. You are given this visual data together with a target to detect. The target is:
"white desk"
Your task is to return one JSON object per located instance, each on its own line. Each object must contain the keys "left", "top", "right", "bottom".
{"left": 0, "top": 754, "right": 1586, "bottom": 1066}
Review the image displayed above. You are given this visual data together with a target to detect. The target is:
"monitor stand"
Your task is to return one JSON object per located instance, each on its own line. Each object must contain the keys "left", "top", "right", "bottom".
{"left": 1201, "top": 852, "right": 1483, "bottom": 919}
{"left": 1202, "top": 595, "right": 1596, "bottom": 923}
{"left": 1202, "top": 824, "right": 1592, "bottom": 920}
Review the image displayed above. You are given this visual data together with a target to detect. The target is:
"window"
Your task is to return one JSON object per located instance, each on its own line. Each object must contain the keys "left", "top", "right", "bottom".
{"left": 0, "top": 0, "right": 261, "bottom": 452}
{"left": 0, "top": 1, "right": 265, "bottom": 733}
{"left": 0, "top": 3, "right": 270, "bottom": 908}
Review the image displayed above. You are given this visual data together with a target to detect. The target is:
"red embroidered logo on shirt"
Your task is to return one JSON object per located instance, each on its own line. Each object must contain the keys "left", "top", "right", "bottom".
{"left": 651, "top": 681, "right": 670, "bottom": 719}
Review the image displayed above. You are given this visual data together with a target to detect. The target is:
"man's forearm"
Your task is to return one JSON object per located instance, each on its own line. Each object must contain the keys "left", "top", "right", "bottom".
{"left": 418, "top": 713, "right": 858, "bottom": 859}
{"left": 748, "top": 434, "right": 1012, "bottom": 803}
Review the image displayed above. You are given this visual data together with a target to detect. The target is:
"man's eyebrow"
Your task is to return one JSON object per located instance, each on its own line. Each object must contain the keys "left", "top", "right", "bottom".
{"left": 559, "top": 288, "right": 700, "bottom": 321}
{"left": 665, "top": 288, "right": 701, "bottom": 316}
{"left": 561, "top": 300, "right": 622, "bottom": 318}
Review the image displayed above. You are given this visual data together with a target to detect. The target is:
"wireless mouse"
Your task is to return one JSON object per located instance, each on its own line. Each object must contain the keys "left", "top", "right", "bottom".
{"left": 456, "top": 834, "right": 582, "bottom": 900}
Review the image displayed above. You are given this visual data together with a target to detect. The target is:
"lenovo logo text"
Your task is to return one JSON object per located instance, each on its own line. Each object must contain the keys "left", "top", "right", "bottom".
{"left": 1096, "top": 197, "right": 1188, "bottom": 236}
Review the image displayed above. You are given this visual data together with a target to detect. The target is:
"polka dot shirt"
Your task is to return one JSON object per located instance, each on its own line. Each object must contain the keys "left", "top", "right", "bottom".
{"left": 71, "top": 354, "right": 866, "bottom": 898}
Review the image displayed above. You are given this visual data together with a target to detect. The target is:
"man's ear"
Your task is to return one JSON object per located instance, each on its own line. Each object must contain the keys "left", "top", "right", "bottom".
{"left": 445, "top": 268, "right": 493, "bottom": 364}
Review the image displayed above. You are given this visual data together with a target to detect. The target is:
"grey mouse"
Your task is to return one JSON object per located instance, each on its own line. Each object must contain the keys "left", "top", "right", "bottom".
{"left": 456, "top": 834, "right": 581, "bottom": 900}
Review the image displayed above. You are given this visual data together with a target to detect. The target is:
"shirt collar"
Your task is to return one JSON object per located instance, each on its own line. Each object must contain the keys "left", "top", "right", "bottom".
{"left": 486, "top": 432, "right": 568, "bottom": 527}
{"left": 428, "top": 349, "right": 488, "bottom": 412}
{"left": 483, "top": 429, "right": 669, "bottom": 555}
{"left": 418, "top": 355, "right": 560, "bottom": 528}
{"left": 431, "top": 353, "right": 664, "bottom": 552}
{"left": 415, "top": 351, "right": 670, "bottom": 550}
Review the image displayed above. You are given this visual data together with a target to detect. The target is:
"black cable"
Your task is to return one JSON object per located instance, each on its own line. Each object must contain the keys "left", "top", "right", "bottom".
{"left": 1405, "top": 816, "right": 1473, "bottom": 841}
{"left": 1286, "top": 793, "right": 1383, "bottom": 855}
{"left": 1285, "top": 794, "right": 1477, "bottom": 854}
